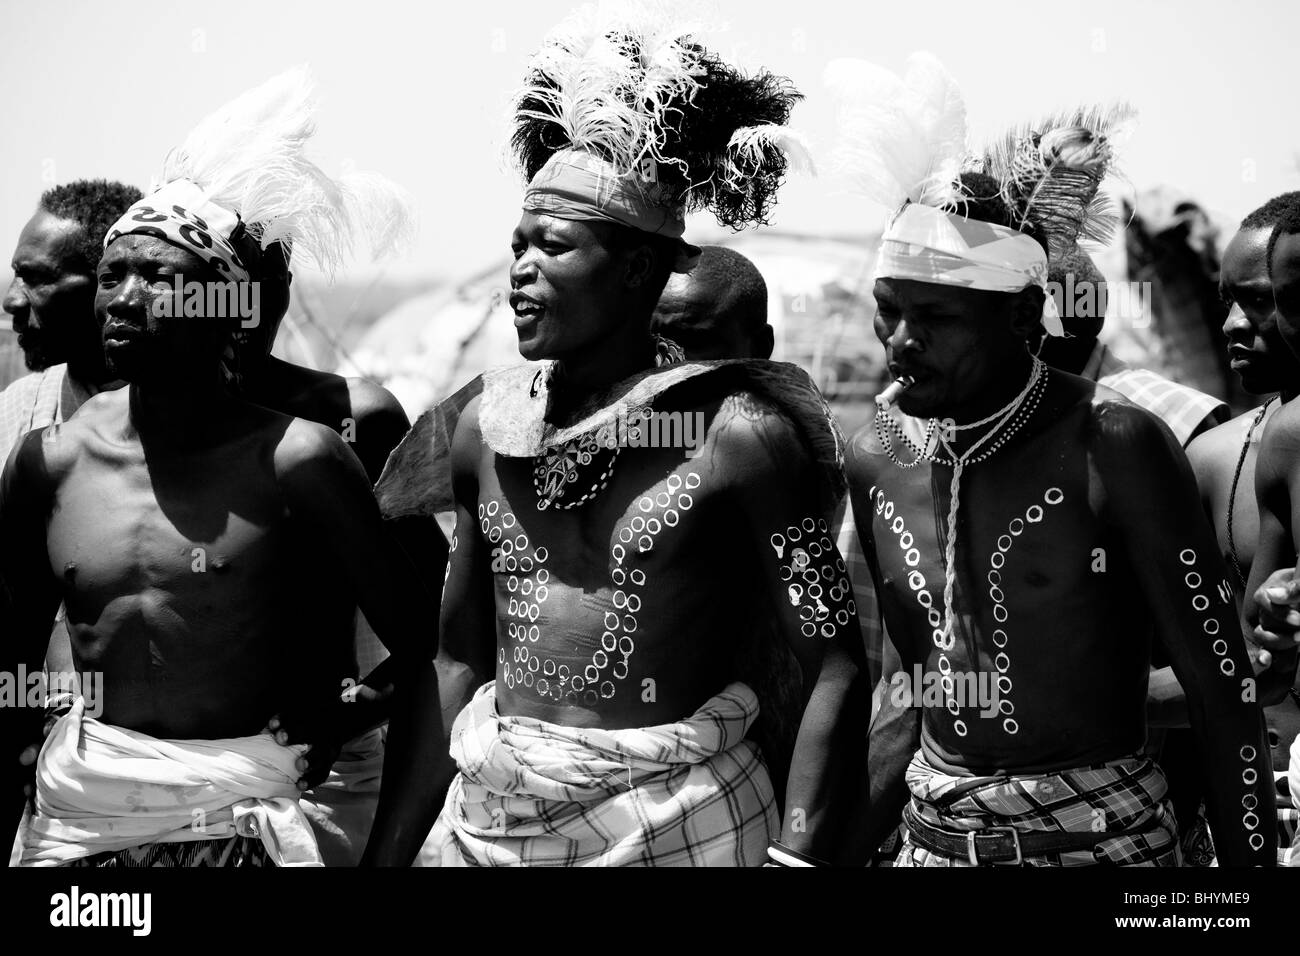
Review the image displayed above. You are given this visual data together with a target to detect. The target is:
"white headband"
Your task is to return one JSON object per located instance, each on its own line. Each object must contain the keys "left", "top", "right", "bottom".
{"left": 875, "top": 203, "right": 1064, "bottom": 336}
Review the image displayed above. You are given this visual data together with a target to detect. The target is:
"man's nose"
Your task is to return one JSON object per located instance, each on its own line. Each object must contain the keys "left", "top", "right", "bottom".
{"left": 104, "top": 275, "right": 147, "bottom": 319}
{"left": 887, "top": 317, "right": 922, "bottom": 353}
{"left": 1222, "top": 302, "right": 1250, "bottom": 339}
{"left": 3, "top": 279, "right": 29, "bottom": 325}
{"left": 509, "top": 249, "right": 538, "bottom": 287}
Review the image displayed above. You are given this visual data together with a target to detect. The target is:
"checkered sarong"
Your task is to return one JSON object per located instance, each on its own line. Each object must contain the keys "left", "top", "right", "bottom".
{"left": 897, "top": 751, "right": 1179, "bottom": 867}
{"left": 425, "top": 682, "right": 777, "bottom": 866}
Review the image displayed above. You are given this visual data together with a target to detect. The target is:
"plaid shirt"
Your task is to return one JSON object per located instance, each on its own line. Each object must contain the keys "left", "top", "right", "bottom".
{"left": 0, "top": 364, "right": 95, "bottom": 465}
{"left": 424, "top": 681, "right": 777, "bottom": 866}
{"left": 1083, "top": 342, "right": 1229, "bottom": 448}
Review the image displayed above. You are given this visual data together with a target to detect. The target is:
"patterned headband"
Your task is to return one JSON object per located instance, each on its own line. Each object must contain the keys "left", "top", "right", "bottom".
{"left": 103, "top": 179, "right": 250, "bottom": 283}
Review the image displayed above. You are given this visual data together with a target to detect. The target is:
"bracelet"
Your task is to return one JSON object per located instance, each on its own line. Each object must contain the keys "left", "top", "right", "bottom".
{"left": 767, "top": 841, "right": 831, "bottom": 867}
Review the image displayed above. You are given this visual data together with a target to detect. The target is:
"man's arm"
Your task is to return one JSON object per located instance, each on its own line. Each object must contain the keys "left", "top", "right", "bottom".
{"left": 711, "top": 398, "right": 871, "bottom": 865}
{"left": 840, "top": 436, "right": 922, "bottom": 858}
{"left": 1244, "top": 408, "right": 1300, "bottom": 691}
{"left": 1145, "top": 423, "right": 1233, "bottom": 728}
{"left": 0, "top": 432, "right": 63, "bottom": 837}
{"left": 348, "top": 382, "right": 412, "bottom": 485}
{"left": 275, "top": 418, "right": 448, "bottom": 787}
{"left": 362, "top": 397, "right": 496, "bottom": 866}
{"left": 1094, "top": 401, "right": 1274, "bottom": 866}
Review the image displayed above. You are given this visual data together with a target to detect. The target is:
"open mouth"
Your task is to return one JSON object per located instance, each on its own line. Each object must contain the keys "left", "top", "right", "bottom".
{"left": 512, "top": 300, "right": 546, "bottom": 329}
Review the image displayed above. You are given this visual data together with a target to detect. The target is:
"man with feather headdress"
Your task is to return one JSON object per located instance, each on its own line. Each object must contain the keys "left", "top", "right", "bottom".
{"left": 0, "top": 69, "right": 448, "bottom": 867}
{"left": 828, "top": 53, "right": 1273, "bottom": 866}
{"left": 365, "top": 5, "right": 870, "bottom": 868}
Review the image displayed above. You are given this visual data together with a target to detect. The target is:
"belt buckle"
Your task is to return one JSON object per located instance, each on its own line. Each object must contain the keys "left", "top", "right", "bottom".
{"left": 966, "top": 826, "right": 1023, "bottom": 866}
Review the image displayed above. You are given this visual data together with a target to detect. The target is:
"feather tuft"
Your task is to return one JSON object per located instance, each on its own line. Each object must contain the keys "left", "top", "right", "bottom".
{"left": 978, "top": 103, "right": 1136, "bottom": 255}
{"left": 824, "top": 52, "right": 967, "bottom": 211}
{"left": 511, "top": 2, "right": 804, "bottom": 229}
{"left": 161, "top": 66, "right": 412, "bottom": 276}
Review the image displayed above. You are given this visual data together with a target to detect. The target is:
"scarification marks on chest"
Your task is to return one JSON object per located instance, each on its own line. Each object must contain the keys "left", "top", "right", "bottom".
{"left": 868, "top": 484, "right": 943, "bottom": 645}
{"left": 982, "top": 486, "right": 1065, "bottom": 737}
{"left": 482, "top": 471, "right": 700, "bottom": 708}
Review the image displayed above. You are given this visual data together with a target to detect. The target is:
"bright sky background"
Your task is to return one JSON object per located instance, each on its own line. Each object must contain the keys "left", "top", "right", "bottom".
{"left": 2, "top": 0, "right": 1297, "bottom": 282}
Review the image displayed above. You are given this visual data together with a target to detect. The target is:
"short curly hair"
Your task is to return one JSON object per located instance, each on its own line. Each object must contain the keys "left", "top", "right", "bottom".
{"left": 39, "top": 179, "right": 144, "bottom": 271}
{"left": 1242, "top": 191, "right": 1300, "bottom": 231}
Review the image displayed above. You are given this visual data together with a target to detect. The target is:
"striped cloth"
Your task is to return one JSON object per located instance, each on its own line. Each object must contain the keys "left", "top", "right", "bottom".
{"left": 424, "top": 681, "right": 777, "bottom": 867}
{"left": 1083, "top": 342, "right": 1228, "bottom": 448}
{"left": 68, "top": 836, "right": 271, "bottom": 868}
{"left": 896, "top": 750, "right": 1180, "bottom": 867}
{"left": 0, "top": 364, "right": 96, "bottom": 464}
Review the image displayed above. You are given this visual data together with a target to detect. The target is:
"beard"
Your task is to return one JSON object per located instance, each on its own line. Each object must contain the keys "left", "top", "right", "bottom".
{"left": 17, "top": 334, "right": 58, "bottom": 372}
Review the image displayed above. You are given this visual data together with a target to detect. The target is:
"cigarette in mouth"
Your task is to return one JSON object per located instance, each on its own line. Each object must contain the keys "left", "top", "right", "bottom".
{"left": 876, "top": 375, "right": 915, "bottom": 410}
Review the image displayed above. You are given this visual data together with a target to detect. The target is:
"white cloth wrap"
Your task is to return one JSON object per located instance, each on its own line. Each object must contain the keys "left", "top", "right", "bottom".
{"left": 875, "top": 203, "right": 1063, "bottom": 336}
{"left": 20, "top": 699, "right": 322, "bottom": 867}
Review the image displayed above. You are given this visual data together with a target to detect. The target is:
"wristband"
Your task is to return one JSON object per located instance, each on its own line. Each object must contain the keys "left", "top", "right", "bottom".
{"left": 767, "top": 841, "right": 830, "bottom": 867}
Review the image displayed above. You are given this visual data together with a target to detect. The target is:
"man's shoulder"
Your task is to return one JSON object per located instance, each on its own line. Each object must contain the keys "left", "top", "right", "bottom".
{"left": 272, "top": 412, "right": 357, "bottom": 477}
{"left": 1187, "top": 406, "right": 1262, "bottom": 474}
{"left": 4, "top": 385, "right": 121, "bottom": 482}
{"left": 703, "top": 386, "right": 802, "bottom": 451}
{"left": 1257, "top": 396, "right": 1300, "bottom": 473}
{"left": 343, "top": 375, "right": 409, "bottom": 430}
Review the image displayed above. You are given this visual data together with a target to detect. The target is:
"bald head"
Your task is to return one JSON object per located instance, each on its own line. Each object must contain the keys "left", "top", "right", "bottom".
{"left": 651, "top": 245, "right": 773, "bottom": 359}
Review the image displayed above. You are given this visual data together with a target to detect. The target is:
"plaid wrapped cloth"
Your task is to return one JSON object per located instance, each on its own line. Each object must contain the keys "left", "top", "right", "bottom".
{"left": 1083, "top": 342, "right": 1228, "bottom": 448}
{"left": 424, "top": 681, "right": 777, "bottom": 867}
{"left": 897, "top": 751, "right": 1180, "bottom": 867}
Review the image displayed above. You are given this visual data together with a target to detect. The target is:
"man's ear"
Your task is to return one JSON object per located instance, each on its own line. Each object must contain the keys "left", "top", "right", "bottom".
{"left": 1009, "top": 286, "right": 1045, "bottom": 340}
{"left": 624, "top": 242, "right": 656, "bottom": 290}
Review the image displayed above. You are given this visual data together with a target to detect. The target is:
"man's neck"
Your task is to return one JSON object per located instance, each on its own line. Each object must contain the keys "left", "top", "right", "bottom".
{"left": 552, "top": 329, "right": 657, "bottom": 416}
{"left": 942, "top": 351, "right": 1036, "bottom": 430}
{"left": 126, "top": 374, "right": 236, "bottom": 445}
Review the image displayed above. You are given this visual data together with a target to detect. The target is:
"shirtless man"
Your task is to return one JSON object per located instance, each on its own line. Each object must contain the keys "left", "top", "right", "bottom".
{"left": 365, "top": 13, "right": 866, "bottom": 867}
{"left": 230, "top": 240, "right": 440, "bottom": 866}
{"left": 1186, "top": 195, "right": 1300, "bottom": 746}
{"left": 232, "top": 243, "right": 410, "bottom": 483}
{"left": 1239, "top": 203, "right": 1300, "bottom": 864}
{"left": 0, "top": 71, "right": 445, "bottom": 866}
{"left": 650, "top": 245, "right": 774, "bottom": 360}
{"left": 843, "top": 169, "right": 1273, "bottom": 862}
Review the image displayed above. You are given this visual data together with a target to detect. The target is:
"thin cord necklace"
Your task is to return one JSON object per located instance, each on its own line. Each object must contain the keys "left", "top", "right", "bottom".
{"left": 933, "top": 357, "right": 1045, "bottom": 642}
{"left": 1226, "top": 394, "right": 1277, "bottom": 592}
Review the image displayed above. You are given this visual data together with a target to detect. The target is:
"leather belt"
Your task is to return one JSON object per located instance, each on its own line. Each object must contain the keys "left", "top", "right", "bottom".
{"left": 901, "top": 803, "right": 1159, "bottom": 865}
